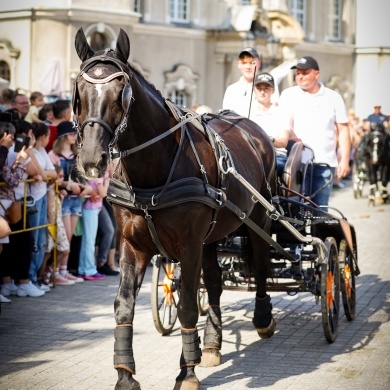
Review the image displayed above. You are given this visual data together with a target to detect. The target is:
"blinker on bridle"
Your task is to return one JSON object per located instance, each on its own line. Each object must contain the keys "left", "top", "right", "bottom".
{"left": 72, "top": 50, "right": 134, "bottom": 158}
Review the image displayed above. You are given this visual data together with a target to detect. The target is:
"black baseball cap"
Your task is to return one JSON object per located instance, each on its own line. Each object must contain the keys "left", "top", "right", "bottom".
{"left": 254, "top": 72, "right": 275, "bottom": 88}
{"left": 239, "top": 47, "right": 260, "bottom": 59}
{"left": 291, "top": 56, "right": 319, "bottom": 70}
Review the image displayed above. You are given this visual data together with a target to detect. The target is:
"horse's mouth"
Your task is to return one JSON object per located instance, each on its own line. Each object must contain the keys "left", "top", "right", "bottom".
{"left": 77, "top": 161, "right": 106, "bottom": 180}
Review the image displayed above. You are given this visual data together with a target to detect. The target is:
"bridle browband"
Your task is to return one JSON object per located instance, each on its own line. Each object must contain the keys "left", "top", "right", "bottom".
{"left": 72, "top": 49, "right": 134, "bottom": 158}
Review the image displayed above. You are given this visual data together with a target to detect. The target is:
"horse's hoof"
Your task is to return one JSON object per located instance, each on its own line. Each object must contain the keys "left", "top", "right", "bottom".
{"left": 173, "top": 377, "right": 200, "bottom": 390}
{"left": 115, "top": 369, "right": 141, "bottom": 390}
{"left": 256, "top": 318, "right": 276, "bottom": 339}
{"left": 199, "top": 348, "right": 222, "bottom": 367}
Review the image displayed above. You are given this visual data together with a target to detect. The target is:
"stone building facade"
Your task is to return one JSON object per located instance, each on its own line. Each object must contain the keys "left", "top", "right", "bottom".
{"left": 0, "top": 0, "right": 387, "bottom": 119}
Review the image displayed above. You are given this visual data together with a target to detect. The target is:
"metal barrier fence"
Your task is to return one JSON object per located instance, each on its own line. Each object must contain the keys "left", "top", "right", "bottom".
{"left": 1, "top": 178, "right": 58, "bottom": 286}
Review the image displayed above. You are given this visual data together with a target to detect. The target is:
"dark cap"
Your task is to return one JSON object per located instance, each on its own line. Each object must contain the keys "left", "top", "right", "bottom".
{"left": 254, "top": 72, "right": 275, "bottom": 88}
{"left": 239, "top": 47, "right": 260, "bottom": 59}
{"left": 16, "top": 119, "right": 34, "bottom": 135}
{"left": 57, "top": 121, "right": 76, "bottom": 139}
{"left": 291, "top": 56, "right": 319, "bottom": 70}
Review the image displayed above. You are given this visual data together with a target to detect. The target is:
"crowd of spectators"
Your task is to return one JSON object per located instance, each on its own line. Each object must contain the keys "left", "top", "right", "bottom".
{"left": 0, "top": 88, "right": 119, "bottom": 303}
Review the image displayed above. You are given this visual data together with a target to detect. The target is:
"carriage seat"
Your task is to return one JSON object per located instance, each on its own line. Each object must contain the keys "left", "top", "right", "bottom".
{"left": 281, "top": 142, "right": 314, "bottom": 197}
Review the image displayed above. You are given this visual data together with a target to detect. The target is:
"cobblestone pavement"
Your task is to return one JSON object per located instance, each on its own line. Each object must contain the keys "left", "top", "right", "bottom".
{"left": 0, "top": 181, "right": 389, "bottom": 390}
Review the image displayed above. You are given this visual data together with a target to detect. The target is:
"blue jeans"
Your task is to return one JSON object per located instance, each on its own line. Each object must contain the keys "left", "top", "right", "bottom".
{"left": 276, "top": 153, "right": 288, "bottom": 177}
{"left": 28, "top": 195, "right": 48, "bottom": 282}
{"left": 305, "top": 164, "right": 335, "bottom": 209}
{"left": 78, "top": 208, "right": 100, "bottom": 277}
{"left": 96, "top": 204, "right": 115, "bottom": 264}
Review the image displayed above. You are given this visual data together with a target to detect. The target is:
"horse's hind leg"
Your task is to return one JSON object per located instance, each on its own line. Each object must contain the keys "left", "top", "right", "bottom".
{"left": 199, "top": 243, "right": 223, "bottom": 367}
{"left": 248, "top": 217, "right": 276, "bottom": 339}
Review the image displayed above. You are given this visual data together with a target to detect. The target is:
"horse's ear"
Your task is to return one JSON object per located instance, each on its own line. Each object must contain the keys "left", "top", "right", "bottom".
{"left": 115, "top": 28, "right": 130, "bottom": 63}
{"left": 75, "top": 28, "right": 95, "bottom": 62}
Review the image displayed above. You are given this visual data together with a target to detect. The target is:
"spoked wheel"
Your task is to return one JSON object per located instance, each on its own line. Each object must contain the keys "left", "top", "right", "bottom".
{"left": 339, "top": 239, "right": 357, "bottom": 321}
{"left": 320, "top": 237, "right": 340, "bottom": 343}
{"left": 197, "top": 273, "right": 209, "bottom": 316}
{"left": 151, "top": 256, "right": 180, "bottom": 335}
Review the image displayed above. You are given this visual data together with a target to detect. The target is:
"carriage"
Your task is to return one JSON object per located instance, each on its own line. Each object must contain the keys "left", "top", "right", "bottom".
{"left": 150, "top": 141, "right": 359, "bottom": 344}
{"left": 73, "top": 28, "right": 359, "bottom": 390}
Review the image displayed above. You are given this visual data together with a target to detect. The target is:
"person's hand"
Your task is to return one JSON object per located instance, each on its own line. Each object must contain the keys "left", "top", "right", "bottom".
{"left": 17, "top": 146, "right": 30, "bottom": 161}
{"left": 0, "top": 133, "right": 14, "bottom": 149}
{"left": 33, "top": 174, "right": 43, "bottom": 182}
{"left": 27, "top": 130, "right": 36, "bottom": 147}
{"left": 79, "top": 184, "right": 93, "bottom": 197}
{"left": 70, "top": 182, "right": 81, "bottom": 195}
{"left": 336, "top": 160, "right": 350, "bottom": 179}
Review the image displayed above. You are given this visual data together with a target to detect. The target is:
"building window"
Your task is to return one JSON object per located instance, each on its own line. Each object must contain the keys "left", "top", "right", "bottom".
{"left": 169, "top": 90, "right": 188, "bottom": 107}
{"left": 170, "top": 0, "right": 190, "bottom": 23}
{"left": 329, "top": 0, "right": 342, "bottom": 41}
{"left": 0, "top": 60, "right": 10, "bottom": 81}
{"left": 134, "top": 0, "right": 142, "bottom": 13}
{"left": 289, "top": 0, "right": 306, "bottom": 32}
{"left": 164, "top": 64, "right": 198, "bottom": 108}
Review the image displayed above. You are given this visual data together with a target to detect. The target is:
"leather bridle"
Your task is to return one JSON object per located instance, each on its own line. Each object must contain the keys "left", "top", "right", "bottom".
{"left": 72, "top": 49, "right": 134, "bottom": 158}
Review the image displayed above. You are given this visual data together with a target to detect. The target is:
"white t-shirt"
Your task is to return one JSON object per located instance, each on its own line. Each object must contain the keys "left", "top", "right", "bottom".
{"left": 278, "top": 83, "right": 348, "bottom": 166}
{"left": 222, "top": 76, "right": 257, "bottom": 117}
{"left": 250, "top": 103, "right": 287, "bottom": 155}
{"left": 30, "top": 147, "right": 55, "bottom": 201}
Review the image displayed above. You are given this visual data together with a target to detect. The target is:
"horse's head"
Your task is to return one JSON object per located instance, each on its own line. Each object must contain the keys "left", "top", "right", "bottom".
{"left": 73, "top": 28, "right": 133, "bottom": 179}
{"left": 365, "top": 123, "right": 386, "bottom": 164}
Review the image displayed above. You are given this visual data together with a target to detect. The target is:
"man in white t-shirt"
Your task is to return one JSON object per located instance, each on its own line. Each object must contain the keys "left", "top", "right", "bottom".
{"left": 222, "top": 47, "right": 262, "bottom": 118}
{"left": 278, "top": 56, "right": 350, "bottom": 207}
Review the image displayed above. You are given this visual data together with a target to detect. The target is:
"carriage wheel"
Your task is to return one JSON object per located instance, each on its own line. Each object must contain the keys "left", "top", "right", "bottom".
{"left": 151, "top": 256, "right": 180, "bottom": 335}
{"left": 339, "top": 239, "right": 357, "bottom": 321}
{"left": 197, "top": 273, "right": 209, "bottom": 316}
{"left": 320, "top": 237, "right": 340, "bottom": 343}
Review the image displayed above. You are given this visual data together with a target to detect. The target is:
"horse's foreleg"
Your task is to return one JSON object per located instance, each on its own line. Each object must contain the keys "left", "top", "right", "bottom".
{"left": 199, "top": 243, "right": 223, "bottom": 367}
{"left": 114, "top": 240, "right": 149, "bottom": 390}
{"left": 249, "top": 219, "right": 276, "bottom": 339}
{"left": 380, "top": 163, "right": 389, "bottom": 201}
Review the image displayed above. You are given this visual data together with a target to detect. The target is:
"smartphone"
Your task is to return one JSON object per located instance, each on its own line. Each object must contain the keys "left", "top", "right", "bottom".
{"left": 14, "top": 135, "right": 31, "bottom": 153}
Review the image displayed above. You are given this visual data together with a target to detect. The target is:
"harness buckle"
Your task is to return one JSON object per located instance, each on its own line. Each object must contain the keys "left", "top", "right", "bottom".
{"left": 267, "top": 209, "right": 279, "bottom": 221}
{"left": 141, "top": 204, "right": 152, "bottom": 219}
{"left": 215, "top": 190, "right": 223, "bottom": 206}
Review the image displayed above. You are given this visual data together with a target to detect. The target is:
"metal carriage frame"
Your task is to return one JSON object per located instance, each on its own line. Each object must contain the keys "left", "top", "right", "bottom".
{"left": 151, "top": 143, "right": 359, "bottom": 344}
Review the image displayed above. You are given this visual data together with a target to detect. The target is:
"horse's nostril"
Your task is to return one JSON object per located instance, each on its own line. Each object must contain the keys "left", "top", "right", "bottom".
{"left": 98, "top": 153, "right": 108, "bottom": 170}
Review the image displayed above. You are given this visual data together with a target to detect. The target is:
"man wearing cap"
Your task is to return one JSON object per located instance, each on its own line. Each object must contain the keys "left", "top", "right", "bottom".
{"left": 250, "top": 72, "right": 289, "bottom": 175}
{"left": 278, "top": 56, "right": 351, "bottom": 207}
{"left": 222, "top": 47, "right": 262, "bottom": 117}
{"left": 366, "top": 105, "right": 389, "bottom": 128}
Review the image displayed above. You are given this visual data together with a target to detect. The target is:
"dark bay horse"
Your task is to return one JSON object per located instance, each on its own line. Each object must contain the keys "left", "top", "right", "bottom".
{"left": 74, "top": 28, "right": 277, "bottom": 390}
{"left": 362, "top": 123, "right": 390, "bottom": 204}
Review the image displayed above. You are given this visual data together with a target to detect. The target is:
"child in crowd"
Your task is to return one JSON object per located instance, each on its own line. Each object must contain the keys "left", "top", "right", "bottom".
{"left": 25, "top": 91, "right": 45, "bottom": 124}
{"left": 28, "top": 123, "right": 56, "bottom": 289}
{"left": 78, "top": 170, "right": 110, "bottom": 281}
{"left": 49, "top": 121, "right": 91, "bottom": 244}
{"left": 41, "top": 164, "right": 83, "bottom": 286}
